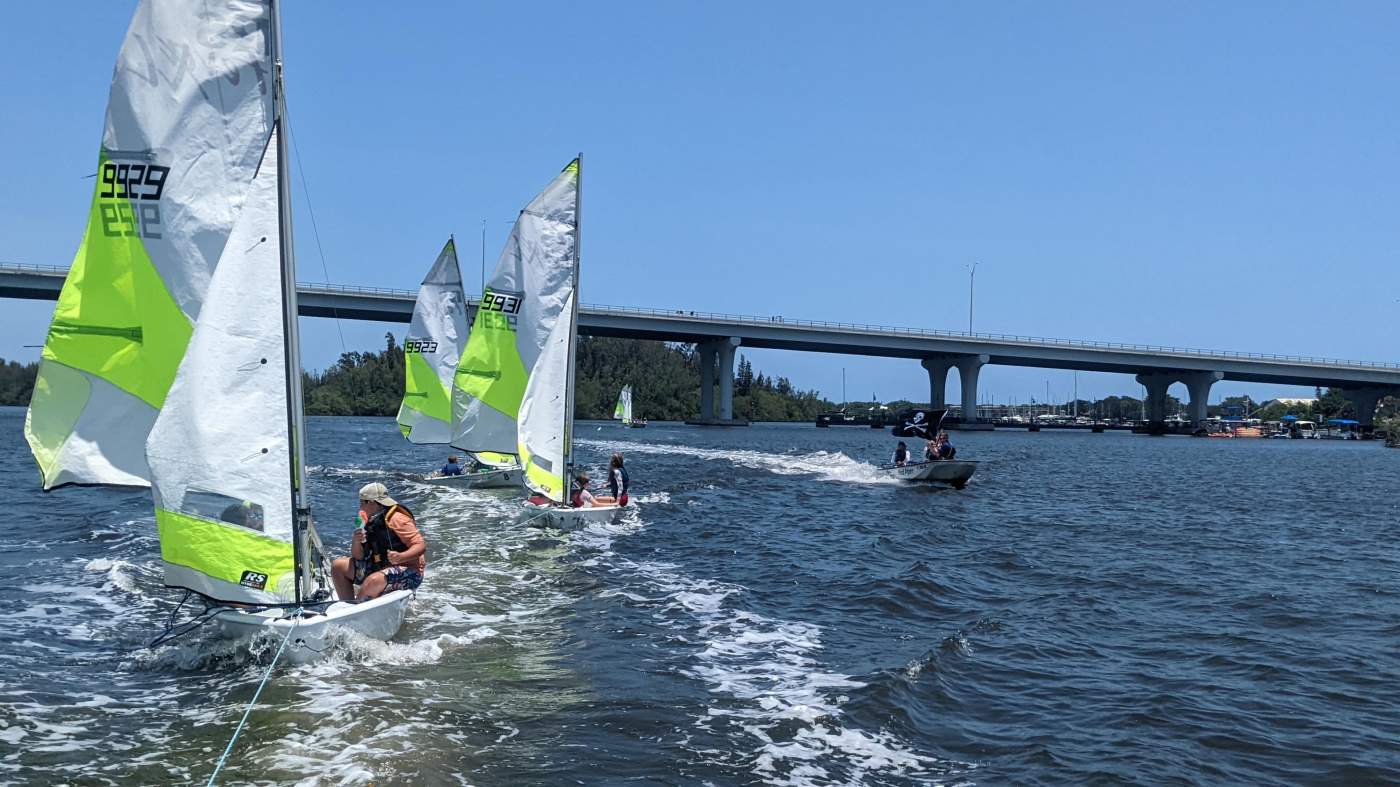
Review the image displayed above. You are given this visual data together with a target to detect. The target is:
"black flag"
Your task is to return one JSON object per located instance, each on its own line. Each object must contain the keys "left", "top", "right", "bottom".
{"left": 891, "top": 408, "right": 946, "bottom": 439}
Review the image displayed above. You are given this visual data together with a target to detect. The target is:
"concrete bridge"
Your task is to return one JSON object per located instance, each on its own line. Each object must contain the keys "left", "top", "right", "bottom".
{"left": 5, "top": 262, "right": 1399, "bottom": 428}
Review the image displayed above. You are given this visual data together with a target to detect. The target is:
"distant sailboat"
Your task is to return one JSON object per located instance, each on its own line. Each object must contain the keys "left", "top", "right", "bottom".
{"left": 25, "top": 0, "right": 410, "bottom": 659}
{"left": 397, "top": 239, "right": 520, "bottom": 488}
{"left": 613, "top": 385, "right": 632, "bottom": 426}
{"left": 613, "top": 385, "right": 648, "bottom": 428}
{"left": 454, "top": 159, "right": 608, "bottom": 510}
{"left": 488, "top": 157, "right": 624, "bottom": 528}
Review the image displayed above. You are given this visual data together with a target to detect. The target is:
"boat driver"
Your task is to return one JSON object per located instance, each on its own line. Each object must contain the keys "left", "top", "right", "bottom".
{"left": 331, "top": 482, "right": 427, "bottom": 602}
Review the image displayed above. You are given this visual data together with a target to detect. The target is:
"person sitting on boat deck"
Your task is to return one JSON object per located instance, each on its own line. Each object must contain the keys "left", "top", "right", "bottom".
{"left": 891, "top": 441, "right": 910, "bottom": 466}
{"left": 440, "top": 455, "right": 465, "bottom": 476}
{"left": 607, "top": 453, "right": 630, "bottom": 506}
{"left": 936, "top": 431, "right": 956, "bottom": 460}
{"left": 924, "top": 438, "right": 940, "bottom": 462}
{"left": 571, "top": 473, "right": 600, "bottom": 508}
{"left": 331, "top": 482, "right": 426, "bottom": 602}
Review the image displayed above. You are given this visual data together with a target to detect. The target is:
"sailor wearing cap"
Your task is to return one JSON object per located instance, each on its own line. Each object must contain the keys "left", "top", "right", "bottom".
{"left": 331, "top": 482, "right": 427, "bottom": 602}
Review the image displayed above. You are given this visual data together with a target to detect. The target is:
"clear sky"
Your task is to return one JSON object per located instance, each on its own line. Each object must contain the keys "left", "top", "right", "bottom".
{"left": 3, "top": 1, "right": 1397, "bottom": 407}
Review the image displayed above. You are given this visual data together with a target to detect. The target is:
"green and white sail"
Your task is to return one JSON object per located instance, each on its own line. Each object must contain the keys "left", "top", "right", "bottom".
{"left": 26, "top": 0, "right": 276, "bottom": 490}
{"left": 454, "top": 159, "right": 580, "bottom": 464}
{"left": 32, "top": 0, "right": 328, "bottom": 605}
{"left": 147, "top": 126, "right": 314, "bottom": 603}
{"left": 613, "top": 385, "right": 633, "bottom": 426}
{"left": 397, "top": 239, "right": 468, "bottom": 444}
{"left": 518, "top": 290, "right": 577, "bottom": 501}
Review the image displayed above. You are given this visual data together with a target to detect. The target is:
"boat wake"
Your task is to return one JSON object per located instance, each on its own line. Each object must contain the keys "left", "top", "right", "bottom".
{"left": 578, "top": 440, "right": 901, "bottom": 485}
{"left": 585, "top": 551, "right": 959, "bottom": 785}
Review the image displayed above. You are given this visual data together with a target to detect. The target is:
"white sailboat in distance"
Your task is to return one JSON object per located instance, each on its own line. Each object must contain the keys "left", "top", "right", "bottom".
{"left": 613, "top": 385, "right": 633, "bottom": 426}
{"left": 26, "top": 0, "right": 410, "bottom": 660}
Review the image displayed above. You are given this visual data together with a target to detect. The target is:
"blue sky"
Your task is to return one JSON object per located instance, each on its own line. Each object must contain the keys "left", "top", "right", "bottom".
{"left": 2, "top": 1, "right": 1397, "bottom": 407}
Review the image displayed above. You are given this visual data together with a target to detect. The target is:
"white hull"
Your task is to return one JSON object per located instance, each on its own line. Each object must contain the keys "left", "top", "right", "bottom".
{"left": 526, "top": 501, "right": 627, "bottom": 530}
{"left": 212, "top": 589, "right": 413, "bottom": 664}
{"left": 881, "top": 460, "right": 978, "bottom": 487}
{"left": 423, "top": 467, "right": 521, "bottom": 489}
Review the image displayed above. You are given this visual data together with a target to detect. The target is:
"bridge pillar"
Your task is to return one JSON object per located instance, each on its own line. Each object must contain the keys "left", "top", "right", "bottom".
{"left": 718, "top": 337, "right": 740, "bottom": 421}
{"left": 956, "top": 355, "right": 990, "bottom": 425}
{"left": 1135, "top": 373, "right": 1174, "bottom": 427}
{"left": 920, "top": 358, "right": 954, "bottom": 409}
{"left": 1181, "top": 371, "right": 1224, "bottom": 426}
{"left": 1343, "top": 387, "right": 1393, "bottom": 428}
{"left": 698, "top": 342, "right": 716, "bottom": 420}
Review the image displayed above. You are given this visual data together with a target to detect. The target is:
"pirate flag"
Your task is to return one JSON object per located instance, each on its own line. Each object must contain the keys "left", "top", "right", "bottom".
{"left": 891, "top": 408, "right": 946, "bottom": 439}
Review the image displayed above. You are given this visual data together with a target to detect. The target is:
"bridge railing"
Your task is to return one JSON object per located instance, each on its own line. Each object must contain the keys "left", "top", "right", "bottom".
{"left": 8, "top": 262, "right": 1399, "bottom": 371}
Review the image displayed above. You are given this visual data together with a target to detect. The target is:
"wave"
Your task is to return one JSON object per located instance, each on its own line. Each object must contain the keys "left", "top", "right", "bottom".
{"left": 577, "top": 439, "right": 900, "bottom": 485}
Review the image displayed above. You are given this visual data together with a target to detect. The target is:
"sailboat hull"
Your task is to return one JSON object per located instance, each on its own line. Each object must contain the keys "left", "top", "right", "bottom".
{"left": 212, "top": 589, "right": 414, "bottom": 664}
{"left": 423, "top": 466, "right": 521, "bottom": 489}
{"left": 526, "top": 501, "right": 627, "bottom": 530}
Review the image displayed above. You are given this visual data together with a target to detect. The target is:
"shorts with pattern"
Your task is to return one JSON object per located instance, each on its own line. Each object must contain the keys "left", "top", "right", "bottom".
{"left": 354, "top": 559, "right": 423, "bottom": 592}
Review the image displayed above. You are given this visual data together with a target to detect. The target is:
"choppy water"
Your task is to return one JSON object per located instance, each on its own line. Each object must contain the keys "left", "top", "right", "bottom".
{"left": 2, "top": 406, "right": 1398, "bottom": 785}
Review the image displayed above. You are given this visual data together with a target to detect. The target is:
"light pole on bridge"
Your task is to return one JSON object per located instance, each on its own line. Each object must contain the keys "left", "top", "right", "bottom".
{"left": 967, "top": 262, "right": 978, "bottom": 334}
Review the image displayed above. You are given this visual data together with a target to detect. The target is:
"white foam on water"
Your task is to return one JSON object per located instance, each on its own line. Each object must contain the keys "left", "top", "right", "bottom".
{"left": 584, "top": 551, "right": 952, "bottom": 785}
{"left": 578, "top": 439, "right": 900, "bottom": 485}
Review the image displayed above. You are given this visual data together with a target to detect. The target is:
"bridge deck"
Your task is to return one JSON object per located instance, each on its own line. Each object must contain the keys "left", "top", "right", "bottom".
{"left": 3, "top": 262, "right": 1398, "bottom": 389}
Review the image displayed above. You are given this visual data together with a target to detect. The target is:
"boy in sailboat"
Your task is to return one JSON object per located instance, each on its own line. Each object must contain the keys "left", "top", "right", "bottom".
{"left": 440, "top": 455, "right": 465, "bottom": 476}
{"left": 331, "top": 482, "right": 427, "bottom": 601}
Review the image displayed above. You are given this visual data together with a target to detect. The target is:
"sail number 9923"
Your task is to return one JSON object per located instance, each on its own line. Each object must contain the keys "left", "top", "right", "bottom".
{"left": 404, "top": 339, "right": 439, "bottom": 354}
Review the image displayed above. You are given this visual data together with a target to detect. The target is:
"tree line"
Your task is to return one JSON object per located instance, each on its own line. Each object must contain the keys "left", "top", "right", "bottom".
{"left": 302, "top": 334, "right": 835, "bottom": 421}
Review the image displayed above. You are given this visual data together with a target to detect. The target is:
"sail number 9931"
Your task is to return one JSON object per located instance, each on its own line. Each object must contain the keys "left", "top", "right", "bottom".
{"left": 476, "top": 289, "right": 523, "bottom": 331}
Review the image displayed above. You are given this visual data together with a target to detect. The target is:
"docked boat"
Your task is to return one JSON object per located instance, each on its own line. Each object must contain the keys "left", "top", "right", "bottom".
{"left": 879, "top": 459, "right": 978, "bottom": 489}
{"left": 24, "top": 0, "right": 410, "bottom": 658}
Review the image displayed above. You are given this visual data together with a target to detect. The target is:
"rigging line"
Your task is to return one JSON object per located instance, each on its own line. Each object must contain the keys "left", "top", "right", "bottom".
{"left": 284, "top": 110, "right": 347, "bottom": 354}
{"left": 205, "top": 609, "right": 302, "bottom": 787}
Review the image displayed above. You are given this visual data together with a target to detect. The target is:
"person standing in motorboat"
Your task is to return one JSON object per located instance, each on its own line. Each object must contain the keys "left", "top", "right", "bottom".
{"left": 440, "top": 455, "right": 465, "bottom": 476}
{"left": 606, "top": 453, "right": 630, "bottom": 506}
{"left": 331, "top": 482, "right": 427, "bottom": 602}
{"left": 891, "top": 441, "right": 911, "bottom": 466}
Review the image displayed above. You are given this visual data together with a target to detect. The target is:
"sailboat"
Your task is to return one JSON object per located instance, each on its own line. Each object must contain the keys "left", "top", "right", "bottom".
{"left": 397, "top": 239, "right": 520, "bottom": 488}
{"left": 514, "top": 158, "right": 626, "bottom": 528}
{"left": 454, "top": 159, "right": 607, "bottom": 522}
{"left": 612, "top": 384, "right": 646, "bottom": 428}
{"left": 25, "top": 0, "right": 410, "bottom": 660}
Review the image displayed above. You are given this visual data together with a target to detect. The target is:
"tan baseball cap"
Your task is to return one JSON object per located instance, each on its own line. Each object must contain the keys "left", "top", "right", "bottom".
{"left": 358, "top": 482, "right": 397, "bottom": 506}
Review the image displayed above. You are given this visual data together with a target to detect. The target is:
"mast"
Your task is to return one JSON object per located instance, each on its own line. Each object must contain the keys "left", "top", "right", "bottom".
{"left": 562, "top": 154, "right": 582, "bottom": 499}
{"left": 270, "top": 0, "right": 313, "bottom": 603}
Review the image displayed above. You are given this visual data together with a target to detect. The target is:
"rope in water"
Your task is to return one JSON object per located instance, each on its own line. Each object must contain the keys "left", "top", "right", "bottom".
{"left": 205, "top": 608, "right": 302, "bottom": 787}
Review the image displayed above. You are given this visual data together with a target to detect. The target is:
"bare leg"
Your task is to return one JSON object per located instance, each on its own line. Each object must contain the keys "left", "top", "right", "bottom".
{"left": 332, "top": 557, "right": 355, "bottom": 601}
{"left": 356, "top": 572, "right": 388, "bottom": 602}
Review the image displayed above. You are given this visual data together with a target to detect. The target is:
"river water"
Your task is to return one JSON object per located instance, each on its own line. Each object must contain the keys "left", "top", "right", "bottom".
{"left": 1, "top": 406, "right": 1397, "bottom": 785}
